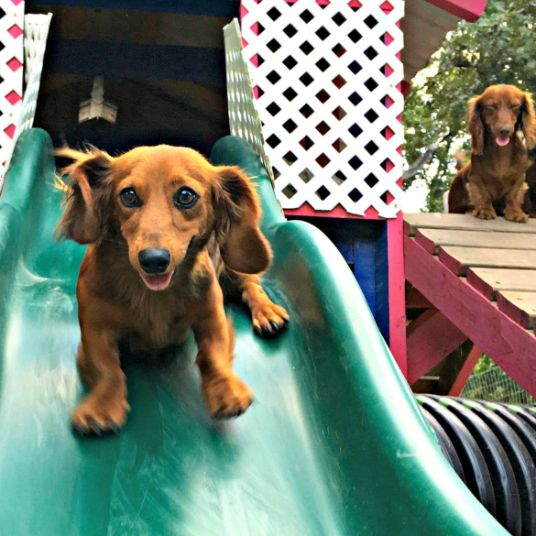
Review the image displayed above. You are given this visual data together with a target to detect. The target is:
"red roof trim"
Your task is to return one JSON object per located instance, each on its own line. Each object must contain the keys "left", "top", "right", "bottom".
{"left": 425, "top": 0, "right": 487, "bottom": 22}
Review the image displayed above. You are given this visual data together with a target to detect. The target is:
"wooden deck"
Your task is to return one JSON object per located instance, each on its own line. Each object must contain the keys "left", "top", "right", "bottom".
{"left": 404, "top": 213, "right": 536, "bottom": 395}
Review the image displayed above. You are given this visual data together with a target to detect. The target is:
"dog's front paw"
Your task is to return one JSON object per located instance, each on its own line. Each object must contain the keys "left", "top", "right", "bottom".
{"left": 252, "top": 301, "right": 289, "bottom": 338}
{"left": 71, "top": 394, "right": 130, "bottom": 435}
{"left": 472, "top": 206, "right": 496, "bottom": 220}
{"left": 202, "top": 372, "right": 253, "bottom": 419}
{"left": 504, "top": 208, "right": 529, "bottom": 223}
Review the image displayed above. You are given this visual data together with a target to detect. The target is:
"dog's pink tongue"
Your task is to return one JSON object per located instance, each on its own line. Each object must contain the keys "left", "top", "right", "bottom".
{"left": 141, "top": 272, "right": 173, "bottom": 291}
{"left": 496, "top": 136, "right": 510, "bottom": 147}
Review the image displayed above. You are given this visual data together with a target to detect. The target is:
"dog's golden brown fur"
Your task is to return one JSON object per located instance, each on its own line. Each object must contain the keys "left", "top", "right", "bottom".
{"left": 448, "top": 84, "right": 536, "bottom": 221}
{"left": 56, "top": 145, "right": 288, "bottom": 435}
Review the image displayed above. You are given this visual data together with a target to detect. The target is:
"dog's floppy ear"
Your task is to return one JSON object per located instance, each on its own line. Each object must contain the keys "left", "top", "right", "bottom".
{"left": 468, "top": 95, "right": 484, "bottom": 155}
{"left": 213, "top": 166, "right": 271, "bottom": 274}
{"left": 55, "top": 147, "right": 114, "bottom": 244}
{"left": 521, "top": 91, "right": 536, "bottom": 149}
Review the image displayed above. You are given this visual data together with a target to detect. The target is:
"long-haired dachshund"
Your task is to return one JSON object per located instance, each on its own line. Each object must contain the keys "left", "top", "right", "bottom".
{"left": 448, "top": 84, "right": 536, "bottom": 221}
{"left": 56, "top": 145, "right": 289, "bottom": 435}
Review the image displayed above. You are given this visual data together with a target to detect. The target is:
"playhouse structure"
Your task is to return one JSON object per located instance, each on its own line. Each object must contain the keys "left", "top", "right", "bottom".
{"left": 1, "top": 1, "right": 535, "bottom": 535}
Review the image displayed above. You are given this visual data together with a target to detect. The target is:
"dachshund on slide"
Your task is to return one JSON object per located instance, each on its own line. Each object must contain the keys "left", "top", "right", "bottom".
{"left": 56, "top": 145, "right": 289, "bottom": 435}
{"left": 448, "top": 84, "right": 536, "bottom": 221}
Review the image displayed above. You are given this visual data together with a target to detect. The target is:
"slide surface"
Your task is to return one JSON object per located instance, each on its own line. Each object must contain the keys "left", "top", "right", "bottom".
{"left": 0, "top": 130, "right": 505, "bottom": 535}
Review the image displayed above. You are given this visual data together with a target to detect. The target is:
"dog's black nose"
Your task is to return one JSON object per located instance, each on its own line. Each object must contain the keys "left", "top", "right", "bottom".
{"left": 138, "top": 248, "right": 170, "bottom": 274}
{"left": 499, "top": 127, "right": 511, "bottom": 136}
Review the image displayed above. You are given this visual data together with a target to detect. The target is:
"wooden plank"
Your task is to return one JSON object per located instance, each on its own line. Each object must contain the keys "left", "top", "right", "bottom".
{"left": 404, "top": 213, "right": 536, "bottom": 237}
{"left": 438, "top": 246, "right": 536, "bottom": 276}
{"left": 497, "top": 291, "right": 536, "bottom": 330}
{"left": 405, "top": 236, "right": 536, "bottom": 396}
{"left": 467, "top": 268, "right": 536, "bottom": 299}
{"left": 387, "top": 218, "right": 407, "bottom": 376}
{"left": 407, "top": 309, "right": 467, "bottom": 385}
{"left": 415, "top": 228, "right": 536, "bottom": 255}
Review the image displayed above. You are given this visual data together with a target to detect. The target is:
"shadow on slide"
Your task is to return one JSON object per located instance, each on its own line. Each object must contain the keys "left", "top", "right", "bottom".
{"left": 0, "top": 129, "right": 505, "bottom": 535}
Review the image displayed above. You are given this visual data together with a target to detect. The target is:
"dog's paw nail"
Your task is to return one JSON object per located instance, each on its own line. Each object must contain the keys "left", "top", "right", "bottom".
{"left": 89, "top": 420, "right": 103, "bottom": 436}
{"left": 108, "top": 419, "right": 121, "bottom": 435}
{"left": 73, "top": 422, "right": 89, "bottom": 435}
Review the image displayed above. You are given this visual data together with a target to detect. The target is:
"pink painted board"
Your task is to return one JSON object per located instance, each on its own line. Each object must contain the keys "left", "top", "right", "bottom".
{"left": 466, "top": 268, "right": 495, "bottom": 300}
{"left": 414, "top": 228, "right": 438, "bottom": 254}
{"left": 437, "top": 247, "right": 464, "bottom": 275}
{"left": 496, "top": 291, "right": 536, "bottom": 331}
{"left": 388, "top": 217, "right": 407, "bottom": 374}
{"left": 425, "top": 0, "right": 487, "bottom": 22}
{"left": 407, "top": 309, "right": 466, "bottom": 385}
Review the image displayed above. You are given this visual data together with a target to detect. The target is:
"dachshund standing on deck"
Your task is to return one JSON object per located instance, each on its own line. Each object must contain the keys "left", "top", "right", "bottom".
{"left": 56, "top": 145, "right": 289, "bottom": 435}
{"left": 448, "top": 84, "right": 536, "bottom": 221}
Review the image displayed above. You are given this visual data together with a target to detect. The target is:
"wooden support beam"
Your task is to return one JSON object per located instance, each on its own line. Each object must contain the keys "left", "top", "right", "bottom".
{"left": 407, "top": 309, "right": 467, "bottom": 384}
{"left": 405, "top": 236, "right": 536, "bottom": 396}
{"left": 448, "top": 345, "right": 481, "bottom": 396}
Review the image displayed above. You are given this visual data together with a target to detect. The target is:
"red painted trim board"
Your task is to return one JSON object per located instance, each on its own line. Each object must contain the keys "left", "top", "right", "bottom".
{"left": 465, "top": 268, "right": 494, "bottom": 299}
{"left": 425, "top": 0, "right": 487, "bottom": 22}
{"left": 388, "top": 217, "right": 407, "bottom": 374}
{"left": 496, "top": 292, "right": 536, "bottom": 330}
{"left": 405, "top": 236, "right": 536, "bottom": 396}
{"left": 437, "top": 247, "right": 468, "bottom": 275}
{"left": 415, "top": 229, "right": 439, "bottom": 254}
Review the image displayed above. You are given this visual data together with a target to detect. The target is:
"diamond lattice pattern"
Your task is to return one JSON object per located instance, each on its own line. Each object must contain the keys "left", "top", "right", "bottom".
{"left": 0, "top": 0, "right": 24, "bottom": 189}
{"left": 241, "top": 0, "right": 404, "bottom": 217}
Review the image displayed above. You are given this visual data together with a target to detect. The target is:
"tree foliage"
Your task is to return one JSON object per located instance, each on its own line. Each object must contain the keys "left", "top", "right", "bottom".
{"left": 404, "top": 0, "right": 536, "bottom": 211}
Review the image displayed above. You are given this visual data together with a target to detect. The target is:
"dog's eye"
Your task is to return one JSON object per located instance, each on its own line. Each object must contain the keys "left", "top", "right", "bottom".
{"left": 174, "top": 187, "right": 199, "bottom": 209}
{"left": 119, "top": 187, "right": 142, "bottom": 208}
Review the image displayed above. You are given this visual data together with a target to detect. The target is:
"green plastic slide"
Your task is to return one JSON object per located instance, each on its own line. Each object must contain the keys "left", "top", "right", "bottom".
{"left": 0, "top": 129, "right": 505, "bottom": 535}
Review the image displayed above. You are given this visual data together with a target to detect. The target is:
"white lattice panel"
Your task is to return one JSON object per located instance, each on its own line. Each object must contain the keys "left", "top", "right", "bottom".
{"left": 224, "top": 19, "right": 273, "bottom": 181}
{"left": 241, "top": 0, "right": 405, "bottom": 217}
{"left": 19, "top": 13, "right": 52, "bottom": 134}
{"left": 0, "top": 0, "right": 24, "bottom": 189}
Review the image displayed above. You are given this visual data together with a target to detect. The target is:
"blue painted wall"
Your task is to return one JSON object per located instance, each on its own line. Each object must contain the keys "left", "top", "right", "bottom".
{"left": 301, "top": 218, "right": 390, "bottom": 344}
